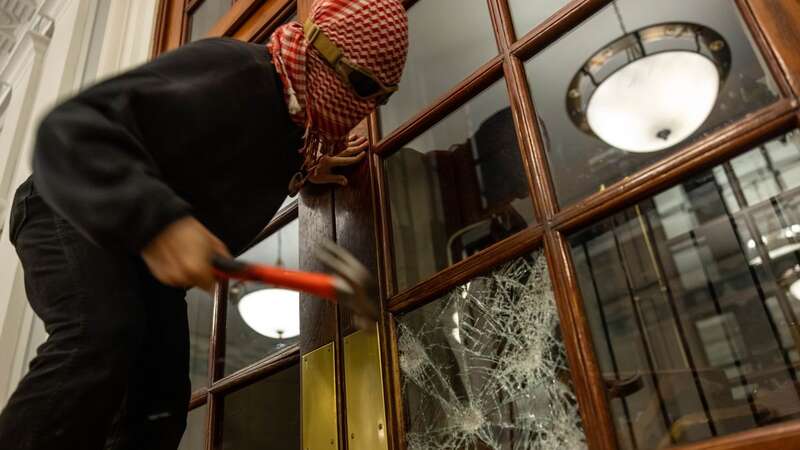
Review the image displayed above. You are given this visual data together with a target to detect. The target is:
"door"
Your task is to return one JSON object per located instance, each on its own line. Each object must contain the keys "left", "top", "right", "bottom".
{"left": 154, "top": 0, "right": 800, "bottom": 449}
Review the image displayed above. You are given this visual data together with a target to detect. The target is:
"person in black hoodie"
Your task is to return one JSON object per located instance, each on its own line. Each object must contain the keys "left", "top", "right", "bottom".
{"left": 0, "top": 0, "right": 408, "bottom": 448}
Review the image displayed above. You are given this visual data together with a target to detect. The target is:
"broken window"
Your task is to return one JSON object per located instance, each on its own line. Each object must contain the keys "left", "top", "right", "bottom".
{"left": 397, "top": 252, "right": 586, "bottom": 449}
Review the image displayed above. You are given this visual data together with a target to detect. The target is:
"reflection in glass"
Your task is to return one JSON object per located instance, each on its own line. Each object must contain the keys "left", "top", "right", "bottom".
{"left": 397, "top": 252, "right": 585, "bottom": 449}
{"left": 384, "top": 80, "right": 534, "bottom": 290}
{"left": 507, "top": 0, "right": 568, "bottom": 40}
{"left": 379, "top": 0, "right": 497, "bottom": 134}
{"left": 526, "top": 0, "right": 779, "bottom": 206}
{"left": 570, "top": 130, "right": 800, "bottom": 448}
{"left": 224, "top": 220, "right": 299, "bottom": 375}
{"left": 177, "top": 405, "right": 207, "bottom": 450}
{"left": 188, "top": 0, "right": 231, "bottom": 42}
{"left": 186, "top": 288, "right": 213, "bottom": 390}
{"left": 221, "top": 364, "right": 300, "bottom": 449}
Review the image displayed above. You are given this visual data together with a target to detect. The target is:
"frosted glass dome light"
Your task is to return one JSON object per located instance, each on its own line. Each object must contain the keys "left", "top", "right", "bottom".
{"left": 586, "top": 52, "right": 720, "bottom": 153}
{"left": 238, "top": 289, "right": 300, "bottom": 339}
{"left": 566, "top": 23, "right": 730, "bottom": 154}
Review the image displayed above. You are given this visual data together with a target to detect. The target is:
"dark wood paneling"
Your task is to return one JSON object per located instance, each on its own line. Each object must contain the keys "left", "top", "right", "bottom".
{"left": 545, "top": 232, "right": 617, "bottom": 450}
{"left": 388, "top": 226, "right": 544, "bottom": 313}
{"left": 742, "top": 0, "right": 800, "bottom": 99}
{"left": 552, "top": 100, "right": 798, "bottom": 233}
{"left": 299, "top": 185, "right": 339, "bottom": 353}
{"left": 333, "top": 121, "right": 374, "bottom": 337}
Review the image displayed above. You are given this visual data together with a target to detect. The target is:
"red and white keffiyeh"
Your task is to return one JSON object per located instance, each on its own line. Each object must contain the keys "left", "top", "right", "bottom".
{"left": 268, "top": 0, "right": 408, "bottom": 188}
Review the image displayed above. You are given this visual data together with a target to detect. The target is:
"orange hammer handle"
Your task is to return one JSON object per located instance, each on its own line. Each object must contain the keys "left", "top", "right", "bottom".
{"left": 212, "top": 256, "right": 338, "bottom": 302}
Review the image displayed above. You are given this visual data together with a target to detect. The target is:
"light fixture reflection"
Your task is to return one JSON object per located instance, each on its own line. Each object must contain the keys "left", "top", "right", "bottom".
{"left": 586, "top": 52, "right": 719, "bottom": 152}
{"left": 237, "top": 288, "right": 300, "bottom": 339}
{"left": 567, "top": 22, "right": 730, "bottom": 153}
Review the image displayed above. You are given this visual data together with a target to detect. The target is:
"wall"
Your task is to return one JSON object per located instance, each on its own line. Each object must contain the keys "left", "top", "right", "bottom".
{"left": 0, "top": 0, "right": 159, "bottom": 406}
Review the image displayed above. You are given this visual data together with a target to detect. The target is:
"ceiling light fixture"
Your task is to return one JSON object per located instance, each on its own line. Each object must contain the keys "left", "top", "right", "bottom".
{"left": 566, "top": 4, "right": 730, "bottom": 153}
{"left": 237, "top": 288, "right": 300, "bottom": 339}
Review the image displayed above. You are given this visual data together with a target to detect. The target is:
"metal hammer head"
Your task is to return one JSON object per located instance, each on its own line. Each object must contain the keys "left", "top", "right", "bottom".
{"left": 315, "top": 239, "right": 379, "bottom": 329}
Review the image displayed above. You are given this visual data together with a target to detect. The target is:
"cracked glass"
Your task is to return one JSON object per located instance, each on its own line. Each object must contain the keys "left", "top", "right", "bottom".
{"left": 570, "top": 130, "right": 800, "bottom": 448}
{"left": 397, "top": 252, "right": 586, "bottom": 449}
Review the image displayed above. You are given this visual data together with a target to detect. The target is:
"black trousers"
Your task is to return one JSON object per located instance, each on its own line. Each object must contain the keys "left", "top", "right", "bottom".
{"left": 0, "top": 178, "right": 191, "bottom": 449}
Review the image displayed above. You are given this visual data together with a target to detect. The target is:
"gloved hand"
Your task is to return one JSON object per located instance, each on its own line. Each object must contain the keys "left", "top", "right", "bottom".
{"left": 307, "top": 134, "right": 368, "bottom": 186}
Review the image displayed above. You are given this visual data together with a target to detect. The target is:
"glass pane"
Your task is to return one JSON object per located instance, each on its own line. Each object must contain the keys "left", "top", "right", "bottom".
{"left": 397, "top": 251, "right": 586, "bottom": 449}
{"left": 384, "top": 79, "right": 535, "bottom": 290}
{"left": 221, "top": 364, "right": 300, "bottom": 449}
{"left": 188, "top": 0, "right": 231, "bottom": 42}
{"left": 379, "top": 0, "right": 498, "bottom": 134}
{"left": 569, "top": 130, "right": 800, "bottom": 449}
{"left": 224, "top": 220, "right": 299, "bottom": 375}
{"left": 186, "top": 288, "right": 213, "bottom": 390}
{"left": 178, "top": 405, "right": 207, "bottom": 450}
{"left": 525, "top": 0, "right": 780, "bottom": 206}
{"left": 507, "top": 0, "right": 569, "bottom": 40}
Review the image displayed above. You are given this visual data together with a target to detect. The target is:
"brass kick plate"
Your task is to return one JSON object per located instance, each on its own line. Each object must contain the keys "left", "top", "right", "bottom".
{"left": 302, "top": 342, "right": 338, "bottom": 450}
{"left": 343, "top": 324, "right": 388, "bottom": 450}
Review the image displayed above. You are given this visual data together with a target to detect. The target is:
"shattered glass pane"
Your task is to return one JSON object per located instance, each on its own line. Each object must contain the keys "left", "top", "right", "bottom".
{"left": 397, "top": 252, "right": 586, "bottom": 449}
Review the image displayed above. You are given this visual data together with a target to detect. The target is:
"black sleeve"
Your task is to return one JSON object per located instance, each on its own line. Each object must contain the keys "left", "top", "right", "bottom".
{"left": 33, "top": 78, "right": 192, "bottom": 253}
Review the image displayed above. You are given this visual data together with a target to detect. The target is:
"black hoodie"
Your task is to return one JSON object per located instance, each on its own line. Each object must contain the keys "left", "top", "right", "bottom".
{"left": 32, "top": 37, "right": 303, "bottom": 255}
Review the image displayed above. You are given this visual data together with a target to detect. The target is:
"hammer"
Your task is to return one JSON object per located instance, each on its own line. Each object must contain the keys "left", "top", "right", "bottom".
{"left": 212, "top": 240, "right": 379, "bottom": 329}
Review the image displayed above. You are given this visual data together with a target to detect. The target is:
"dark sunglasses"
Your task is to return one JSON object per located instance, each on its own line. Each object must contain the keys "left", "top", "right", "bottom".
{"left": 304, "top": 20, "right": 398, "bottom": 104}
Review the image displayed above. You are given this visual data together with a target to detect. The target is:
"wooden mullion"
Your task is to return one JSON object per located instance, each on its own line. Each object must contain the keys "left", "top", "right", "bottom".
{"left": 387, "top": 226, "right": 544, "bottom": 313}
{"left": 505, "top": 55, "right": 559, "bottom": 223}
{"left": 231, "top": 0, "right": 295, "bottom": 43}
{"left": 208, "top": 345, "right": 300, "bottom": 395}
{"left": 382, "top": 315, "right": 405, "bottom": 450}
{"left": 207, "top": 0, "right": 265, "bottom": 37}
{"left": 209, "top": 280, "right": 228, "bottom": 383}
{"left": 151, "top": 0, "right": 188, "bottom": 56}
{"left": 370, "top": 147, "right": 398, "bottom": 301}
{"left": 545, "top": 231, "right": 617, "bottom": 450}
{"left": 509, "top": 0, "right": 610, "bottom": 60}
{"left": 189, "top": 387, "right": 208, "bottom": 409}
{"left": 206, "top": 391, "right": 221, "bottom": 450}
{"left": 486, "top": 0, "right": 514, "bottom": 52}
{"left": 186, "top": 0, "right": 203, "bottom": 13}
{"left": 738, "top": 0, "right": 800, "bottom": 99}
{"left": 374, "top": 56, "right": 504, "bottom": 155}
{"left": 552, "top": 99, "right": 798, "bottom": 233}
